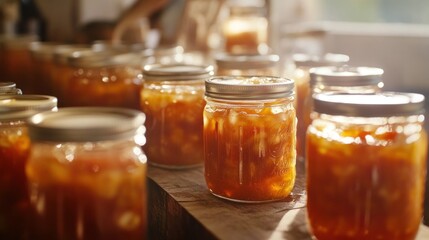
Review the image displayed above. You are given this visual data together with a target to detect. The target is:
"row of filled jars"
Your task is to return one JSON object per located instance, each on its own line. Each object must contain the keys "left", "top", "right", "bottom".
{"left": 1, "top": 44, "right": 427, "bottom": 240}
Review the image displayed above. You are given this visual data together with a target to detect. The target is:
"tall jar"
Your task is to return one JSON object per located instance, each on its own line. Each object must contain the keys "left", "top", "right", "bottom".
{"left": 222, "top": 2, "right": 268, "bottom": 54}
{"left": 215, "top": 53, "right": 279, "bottom": 76}
{"left": 26, "top": 107, "right": 147, "bottom": 240}
{"left": 0, "top": 94, "right": 57, "bottom": 239}
{"left": 288, "top": 53, "right": 349, "bottom": 160}
{"left": 0, "top": 82, "right": 22, "bottom": 95}
{"left": 141, "top": 64, "right": 213, "bottom": 168}
{"left": 65, "top": 51, "right": 143, "bottom": 109}
{"left": 306, "top": 92, "right": 427, "bottom": 240}
{"left": 204, "top": 76, "right": 296, "bottom": 202}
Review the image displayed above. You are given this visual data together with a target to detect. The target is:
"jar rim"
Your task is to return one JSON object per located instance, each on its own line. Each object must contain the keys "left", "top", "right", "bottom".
{"left": 310, "top": 65, "right": 384, "bottom": 87}
{"left": 313, "top": 92, "right": 425, "bottom": 117}
{"left": 293, "top": 53, "right": 350, "bottom": 68}
{"left": 205, "top": 76, "right": 294, "bottom": 100}
{"left": 28, "top": 107, "right": 146, "bottom": 142}
{"left": 143, "top": 64, "right": 214, "bottom": 81}
{"left": 215, "top": 53, "right": 279, "bottom": 70}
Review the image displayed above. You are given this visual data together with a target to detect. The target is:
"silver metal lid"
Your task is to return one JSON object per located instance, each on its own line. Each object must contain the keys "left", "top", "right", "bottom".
{"left": 0, "top": 82, "right": 22, "bottom": 94}
{"left": 0, "top": 34, "right": 37, "bottom": 49}
{"left": 313, "top": 92, "right": 425, "bottom": 117}
{"left": 53, "top": 45, "right": 91, "bottom": 65}
{"left": 143, "top": 64, "right": 214, "bottom": 81}
{"left": 293, "top": 53, "right": 350, "bottom": 68}
{"left": 29, "top": 42, "right": 67, "bottom": 61}
{"left": 215, "top": 53, "right": 279, "bottom": 70}
{"left": 142, "top": 45, "right": 184, "bottom": 58}
{"left": 310, "top": 66, "right": 384, "bottom": 87}
{"left": 205, "top": 76, "right": 294, "bottom": 100}
{"left": 28, "top": 107, "right": 146, "bottom": 142}
{"left": 0, "top": 95, "right": 57, "bottom": 112}
{"left": 67, "top": 50, "right": 136, "bottom": 68}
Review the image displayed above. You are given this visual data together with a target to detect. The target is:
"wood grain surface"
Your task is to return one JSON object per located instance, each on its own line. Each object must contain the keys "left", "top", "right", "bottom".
{"left": 148, "top": 160, "right": 429, "bottom": 240}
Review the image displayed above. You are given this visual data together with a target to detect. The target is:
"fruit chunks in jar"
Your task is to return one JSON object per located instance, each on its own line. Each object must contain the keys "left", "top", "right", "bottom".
{"left": 0, "top": 125, "right": 32, "bottom": 239}
{"left": 306, "top": 121, "right": 427, "bottom": 240}
{"left": 204, "top": 100, "right": 296, "bottom": 202}
{"left": 141, "top": 84, "right": 205, "bottom": 168}
{"left": 26, "top": 144, "right": 147, "bottom": 240}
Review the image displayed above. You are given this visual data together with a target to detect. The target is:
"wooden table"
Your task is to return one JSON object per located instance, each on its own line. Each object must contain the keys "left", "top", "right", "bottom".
{"left": 148, "top": 160, "right": 429, "bottom": 240}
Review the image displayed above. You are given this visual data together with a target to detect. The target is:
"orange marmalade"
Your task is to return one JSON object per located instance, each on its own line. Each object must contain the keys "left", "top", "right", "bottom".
{"left": 26, "top": 107, "right": 147, "bottom": 240}
{"left": 204, "top": 76, "right": 296, "bottom": 202}
{"left": 141, "top": 64, "right": 213, "bottom": 168}
{"left": 306, "top": 92, "right": 427, "bottom": 240}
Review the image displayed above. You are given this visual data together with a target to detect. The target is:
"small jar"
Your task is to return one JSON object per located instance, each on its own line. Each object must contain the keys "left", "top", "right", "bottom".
{"left": 0, "top": 94, "right": 57, "bottom": 239}
{"left": 26, "top": 107, "right": 147, "bottom": 240}
{"left": 0, "top": 35, "right": 38, "bottom": 93}
{"left": 65, "top": 51, "right": 143, "bottom": 109}
{"left": 215, "top": 53, "right": 279, "bottom": 76}
{"left": 141, "top": 64, "right": 213, "bottom": 168}
{"left": 50, "top": 45, "right": 91, "bottom": 106}
{"left": 0, "top": 81, "right": 22, "bottom": 95}
{"left": 204, "top": 76, "right": 296, "bottom": 203}
{"left": 296, "top": 66, "right": 384, "bottom": 160}
{"left": 222, "top": 2, "right": 268, "bottom": 54}
{"left": 306, "top": 92, "right": 427, "bottom": 240}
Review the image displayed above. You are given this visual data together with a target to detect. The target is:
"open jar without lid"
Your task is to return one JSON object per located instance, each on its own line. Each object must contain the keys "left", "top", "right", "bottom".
{"left": 204, "top": 76, "right": 297, "bottom": 203}
{"left": 306, "top": 92, "right": 427, "bottom": 240}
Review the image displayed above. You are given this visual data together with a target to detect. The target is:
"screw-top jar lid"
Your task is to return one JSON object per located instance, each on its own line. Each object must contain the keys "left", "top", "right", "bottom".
{"left": 143, "top": 64, "right": 214, "bottom": 81}
{"left": 53, "top": 45, "right": 91, "bottom": 65}
{"left": 215, "top": 53, "right": 279, "bottom": 70}
{"left": 0, "top": 82, "right": 22, "bottom": 94}
{"left": 28, "top": 107, "right": 146, "bottom": 142}
{"left": 310, "top": 66, "right": 384, "bottom": 87}
{"left": 0, "top": 95, "right": 57, "bottom": 111}
{"left": 142, "top": 45, "right": 184, "bottom": 58}
{"left": 292, "top": 53, "right": 350, "bottom": 68}
{"left": 205, "top": 76, "right": 294, "bottom": 100}
{"left": 0, "top": 34, "right": 38, "bottom": 49}
{"left": 29, "top": 42, "right": 67, "bottom": 61}
{"left": 67, "top": 49, "right": 134, "bottom": 68}
{"left": 0, "top": 95, "right": 57, "bottom": 121}
{"left": 313, "top": 92, "right": 425, "bottom": 117}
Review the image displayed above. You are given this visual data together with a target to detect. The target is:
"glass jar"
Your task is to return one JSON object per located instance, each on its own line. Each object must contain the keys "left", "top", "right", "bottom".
{"left": 65, "top": 51, "right": 143, "bottom": 109}
{"left": 222, "top": 1, "right": 268, "bottom": 54}
{"left": 26, "top": 107, "right": 147, "bottom": 240}
{"left": 204, "top": 76, "right": 296, "bottom": 203}
{"left": 288, "top": 53, "right": 349, "bottom": 160}
{"left": 0, "top": 94, "right": 57, "bottom": 239}
{"left": 306, "top": 92, "right": 427, "bottom": 240}
{"left": 0, "top": 82, "right": 22, "bottom": 95}
{"left": 141, "top": 64, "right": 213, "bottom": 169}
{"left": 50, "top": 45, "right": 91, "bottom": 106}
{"left": 215, "top": 53, "right": 280, "bottom": 76}
{"left": 0, "top": 35, "right": 38, "bottom": 93}
{"left": 141, "top": 45, "right": 185, "bottom": 65}
{"left": 296, "top": 66, "right": 384, "bottom": 160}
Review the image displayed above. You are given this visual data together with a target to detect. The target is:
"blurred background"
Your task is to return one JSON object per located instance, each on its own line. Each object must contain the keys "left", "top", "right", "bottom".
{"left": 1, "top": 0, "right": 428, "bottom": 92}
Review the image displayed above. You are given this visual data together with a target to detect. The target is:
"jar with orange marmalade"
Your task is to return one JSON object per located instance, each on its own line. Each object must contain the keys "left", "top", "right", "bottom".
{"left": 141, "top": 64, "right": 213, "bottom": 168}
{"left": 0, "top": 82, "right": 22, "bottom": 95}
{"left": 204, "top": 76, "right": 296, "bottom": 202}
{"left": 215, "top": 53, "right": 279, "bottom": 76}
{"left": 0, "top": 94, "right": 57, "bottom": 239}
{"left": 288, "top": 53, "right": 349, "bottom": 160}
{"left": 306, "top": 92, "right": 427, "bottom": 240}
{"left": 26, "top": 107, "right": 147, "bottom": 240}
{"left": 65, "top": 51, "right": 142, "bottom": 109}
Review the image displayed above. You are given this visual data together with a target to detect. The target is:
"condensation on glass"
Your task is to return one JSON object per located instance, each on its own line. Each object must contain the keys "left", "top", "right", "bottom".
{"left": 141, "top": 64, "right": 213, "bottom": 169}
{"left": 204, "top": 76, "right": 296, "bottom": 203}
{"left": 26, "top": 107, "right": 147, "bottom": 240}
{"left": 306, "top": 92, "right": 427, "bottom": 240}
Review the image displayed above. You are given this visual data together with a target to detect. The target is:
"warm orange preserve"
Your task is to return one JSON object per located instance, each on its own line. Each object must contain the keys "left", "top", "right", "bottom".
{"left": 306, "top": 116, "right": 427, "bottom": 240}
{"left": 141, "top": 81, "right": 205, "bottom": 168}
{"left": 26, "top": 142, "right": 147, "bottom": 240}
{"left": 204, "top": 99, "right": 297, "bottom": 202}
{"left": 66, "top": 66, "right": 143, "bottom": 109}
{"left": 0, "top": 123, "right": 32, "bottom": 239}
